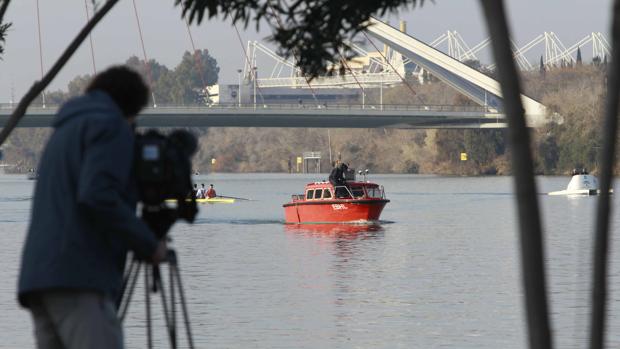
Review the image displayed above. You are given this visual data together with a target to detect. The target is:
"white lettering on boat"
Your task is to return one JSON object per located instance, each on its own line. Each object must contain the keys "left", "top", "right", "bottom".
{"left": 332, "top": 204, "right": 347, "bottom": 210}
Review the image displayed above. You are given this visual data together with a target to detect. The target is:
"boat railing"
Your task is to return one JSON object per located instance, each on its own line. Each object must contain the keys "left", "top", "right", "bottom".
{"left": 334, "top": 185, "right": 354, "bottom": 199}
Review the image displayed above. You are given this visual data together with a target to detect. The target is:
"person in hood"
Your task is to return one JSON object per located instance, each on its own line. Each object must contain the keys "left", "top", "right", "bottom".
{"left": 17, "top": 66, "right": 167, "bottom": 349}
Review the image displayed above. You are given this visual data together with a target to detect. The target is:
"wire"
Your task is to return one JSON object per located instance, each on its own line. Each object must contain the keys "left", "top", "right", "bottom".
{"left": 232, "top": 23, "right": 266, "bottom": 103}
{"left": 132, "top": 0, "right": 157, "bottom": 107}
{"left": 184, "top": 20, "right": 210, "bottom": 100}
{"left": 35, "top": 0, "right": 46, "bottom": 106}
{"left": 362, "top": 31, "right": 418, "bottom": 98}
{"left": 265, "top": 0, "right": 320, "bottom": 105}
{"left": 84, "top": 0, "right": 97, "bottom": 75}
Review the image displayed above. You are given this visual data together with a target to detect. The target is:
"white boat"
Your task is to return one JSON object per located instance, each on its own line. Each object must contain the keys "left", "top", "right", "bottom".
{"left": 548, "top": 169, "right": 601, "bottom": 196}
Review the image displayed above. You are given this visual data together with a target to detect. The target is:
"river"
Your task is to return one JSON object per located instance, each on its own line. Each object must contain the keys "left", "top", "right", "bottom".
{"left": 0, "top": 173, "right": 619, "bottom": 348}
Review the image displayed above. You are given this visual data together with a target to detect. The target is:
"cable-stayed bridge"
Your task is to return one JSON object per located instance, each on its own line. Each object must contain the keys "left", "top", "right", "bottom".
{"left": 7, "top": 17, "right": 570, "bottom": 130}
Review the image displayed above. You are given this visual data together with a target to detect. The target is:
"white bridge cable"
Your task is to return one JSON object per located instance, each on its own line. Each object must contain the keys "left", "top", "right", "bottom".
{"left": 233, "top": 24, "right": 266, "bottom": 103}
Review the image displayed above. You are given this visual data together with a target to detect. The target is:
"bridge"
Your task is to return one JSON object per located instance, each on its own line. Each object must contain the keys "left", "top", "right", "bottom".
{"left": 4, "top": 17, "right": 555, "bottom": 130}
{"left": 0, "top": 103, "right": 506, "bottom": 129}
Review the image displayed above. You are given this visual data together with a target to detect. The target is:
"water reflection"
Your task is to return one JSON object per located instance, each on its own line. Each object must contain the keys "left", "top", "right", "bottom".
{"left": 284, "top": 223, "right": 384, "bottom": 240}
{"left": 284, "top": 223, "right": 387, "bottom": 343}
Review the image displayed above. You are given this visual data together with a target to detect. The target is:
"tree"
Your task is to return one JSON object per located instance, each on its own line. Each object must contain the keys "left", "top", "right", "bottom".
{"left": 0, "top": 1, "right": 10, "bottom": 58}
{"left": 576, "top": 46, "right": 582, "bottom": 66}
{"left": 67, "top": 74, "right": 93, "bottom": 97}
{"left": 125, "top": 55, "right": 175, "bottom": 104}
{"left": 173, "top": 49, "right": 220, "bottom": 104}
{"left": 539, "top": 55, "right": 545, "bottom": 77}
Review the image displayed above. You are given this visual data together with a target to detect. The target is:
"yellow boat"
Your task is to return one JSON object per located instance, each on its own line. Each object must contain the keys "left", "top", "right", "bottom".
{"left": 165, "top": 197, "right": 235, "bottom": 204}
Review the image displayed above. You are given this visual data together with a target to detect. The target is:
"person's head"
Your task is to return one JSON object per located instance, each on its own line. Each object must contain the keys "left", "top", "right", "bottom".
{"left": 193, "top": 184, "right": 197, "bottom": 188}
{"left": 201, "top": 183, "right": 205, "bottom": 188}
{"left": 209, "top": 184, "right": 214, "bottom": 188}
{"left": 86, "top": 66, "right": 149, "bottom": 120}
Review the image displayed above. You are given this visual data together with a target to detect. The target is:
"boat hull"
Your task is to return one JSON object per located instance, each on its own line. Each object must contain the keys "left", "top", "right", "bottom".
{"left": 283, "top": 199, "right": 388, "bottom": 224}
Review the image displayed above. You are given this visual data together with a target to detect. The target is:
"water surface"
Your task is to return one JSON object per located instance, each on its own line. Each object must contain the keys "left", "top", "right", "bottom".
{"left": 1, "top": 173, "right": 619, "bottom": 348}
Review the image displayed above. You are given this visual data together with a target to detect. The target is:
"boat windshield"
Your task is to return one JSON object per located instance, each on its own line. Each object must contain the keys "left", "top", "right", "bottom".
{"left": 366, "top": 187, "right": 383, "bottom": 198}
{"left": 350, "top": 186, "right": 365, "bottom": 198}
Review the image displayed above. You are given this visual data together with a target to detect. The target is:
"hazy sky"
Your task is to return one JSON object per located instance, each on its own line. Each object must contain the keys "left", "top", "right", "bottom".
{"left": 0, "top": 0, "right": 613, "bottom": 103}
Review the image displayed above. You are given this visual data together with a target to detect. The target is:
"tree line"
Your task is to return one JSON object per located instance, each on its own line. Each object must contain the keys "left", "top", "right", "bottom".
{"left": 41, "top": 49, "right": 219, "bottom": 106}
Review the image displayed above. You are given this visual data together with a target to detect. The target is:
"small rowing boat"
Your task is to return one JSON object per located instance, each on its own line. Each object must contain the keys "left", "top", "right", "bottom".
{"left": 165, "top": 197, "right": 235, "bottom": 204}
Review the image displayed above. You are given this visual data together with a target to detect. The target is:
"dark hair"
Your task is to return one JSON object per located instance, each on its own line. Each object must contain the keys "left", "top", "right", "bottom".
{"left": 86, "top": 66, "right": 149, "bottom": 118}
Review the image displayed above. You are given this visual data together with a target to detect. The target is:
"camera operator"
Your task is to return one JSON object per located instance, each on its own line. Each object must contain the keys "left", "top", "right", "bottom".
{"left": 17, "top": 66, "right": 166, "bottom": 349}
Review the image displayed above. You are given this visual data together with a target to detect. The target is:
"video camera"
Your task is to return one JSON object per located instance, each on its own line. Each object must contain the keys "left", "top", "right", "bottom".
{"left": 134, "top": 129, "right": 198, "bottom": 238}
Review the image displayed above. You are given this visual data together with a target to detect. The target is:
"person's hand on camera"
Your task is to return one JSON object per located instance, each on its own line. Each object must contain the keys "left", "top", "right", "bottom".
{"left": 151, "top": 240, "right": 168, "bottom": 264}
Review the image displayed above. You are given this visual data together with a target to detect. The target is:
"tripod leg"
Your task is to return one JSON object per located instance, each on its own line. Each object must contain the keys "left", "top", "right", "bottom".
{"left": 169, "top": 262, "right": 177, "bottom": 347}
{"left": 118, "top": 261, "right": 142, "bottom": 322}
{"left": 171, "top": 258, "right": 195, "bottom": 349}
{"left": 118, "top": 257, "right": 137, "bottom": 309}
{"left": 145, "top": 266, "right": 153, "bottom": 349}
{"left": 154, "top": 265, "right": 177, "bottom": 349}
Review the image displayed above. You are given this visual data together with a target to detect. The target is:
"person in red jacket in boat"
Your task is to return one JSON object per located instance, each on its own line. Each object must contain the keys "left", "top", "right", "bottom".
{"left": 206, "top": 184, "right": 217, "bottom": 199}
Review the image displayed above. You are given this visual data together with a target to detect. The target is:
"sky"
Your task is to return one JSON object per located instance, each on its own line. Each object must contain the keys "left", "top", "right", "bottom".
{"left": 0, "top": 0, "right": 613, "bottom": 103}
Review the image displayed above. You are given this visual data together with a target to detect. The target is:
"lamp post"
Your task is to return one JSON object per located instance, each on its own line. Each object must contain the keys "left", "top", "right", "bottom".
{"left": 380, "top": 73, "right": 383, "bottom": 110}
{"left": 252, "top": 66, "right": 257, "bottom": 109}
{"left": 237, "top": 69, "right": 242, "bottom": 108}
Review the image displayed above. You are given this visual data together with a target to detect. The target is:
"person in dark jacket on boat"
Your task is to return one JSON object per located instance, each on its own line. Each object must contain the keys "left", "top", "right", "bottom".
{"left": 329, "top": 160, "right": 343, "bottom": 185}
{"left": 329, "top": 160, "right": 350, "bottom": 198}
{"left": 17, "top": 66, "right": 167, "bottom": 349}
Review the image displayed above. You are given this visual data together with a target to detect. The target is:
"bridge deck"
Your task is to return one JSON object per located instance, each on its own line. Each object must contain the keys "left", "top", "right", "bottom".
{"left": 0, "top": 103, "right": 506, "bottom": 129}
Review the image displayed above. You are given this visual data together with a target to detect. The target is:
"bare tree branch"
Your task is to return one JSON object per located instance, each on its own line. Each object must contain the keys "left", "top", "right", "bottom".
{"left": 479, "top": 1, "right": 552, "bottom": 349}
{"left": 589, "top": 1, "right": 620, "bottom": 348}
{"left": 0, "top": 0, "right": 10, "bottom": 23}
{"left": 0, "top": 0, "right": 119, "bottom": 146}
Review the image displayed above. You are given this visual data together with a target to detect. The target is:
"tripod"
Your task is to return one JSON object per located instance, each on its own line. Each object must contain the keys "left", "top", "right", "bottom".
{"left": 117, "top": 248, "right": 195, "bottom": 349}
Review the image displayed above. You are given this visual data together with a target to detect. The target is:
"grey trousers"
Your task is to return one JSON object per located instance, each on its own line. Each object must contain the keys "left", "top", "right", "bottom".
{"left": 28, "top": 290, "right": 123, "bottom": 349}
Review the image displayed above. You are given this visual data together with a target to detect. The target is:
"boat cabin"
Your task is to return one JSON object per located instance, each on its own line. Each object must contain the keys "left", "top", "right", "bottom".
{"left": 290, "top": 181, "right": 386, "bottom": 202}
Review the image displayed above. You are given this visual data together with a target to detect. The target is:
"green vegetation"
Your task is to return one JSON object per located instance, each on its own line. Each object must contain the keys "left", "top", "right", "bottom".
{"left": 2, "top": 54, "right": 611, "bottom": 176}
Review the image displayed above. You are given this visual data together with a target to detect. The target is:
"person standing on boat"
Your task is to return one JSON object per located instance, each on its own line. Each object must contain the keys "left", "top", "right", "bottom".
{"left": 206, "top": 184, "right": 217, "bottom": 198}
{"left": 190, "top": 183, "right": 198, "bottom": 199}
{"left": 329, "top": 160, "right": 348, "bottom": 197}
{"left": 17, "top": 66, "right": 167, "bottom": 349}
{"left": 329, "top": 160, "right": 342, "bottom": 185}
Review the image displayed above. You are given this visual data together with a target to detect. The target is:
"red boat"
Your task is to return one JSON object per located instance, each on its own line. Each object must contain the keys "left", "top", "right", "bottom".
{"left": 283, "top": 179, "right": 389, "bottom": 224}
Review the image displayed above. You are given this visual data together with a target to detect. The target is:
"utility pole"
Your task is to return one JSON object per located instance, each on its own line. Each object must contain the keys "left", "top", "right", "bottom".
{"left": 380, "top": 73, "right": 383, "bottom": 110}
{"left": 253, "top": 66, "right": 257, "bottom": 109}
{"left": 237, "top": 69, "right": 242, "bottom": 107}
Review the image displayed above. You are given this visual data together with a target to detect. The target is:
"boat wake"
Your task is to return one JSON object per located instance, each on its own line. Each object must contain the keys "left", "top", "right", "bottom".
{"left": 192, "top": 218, "right": 283, "bottom": 225}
